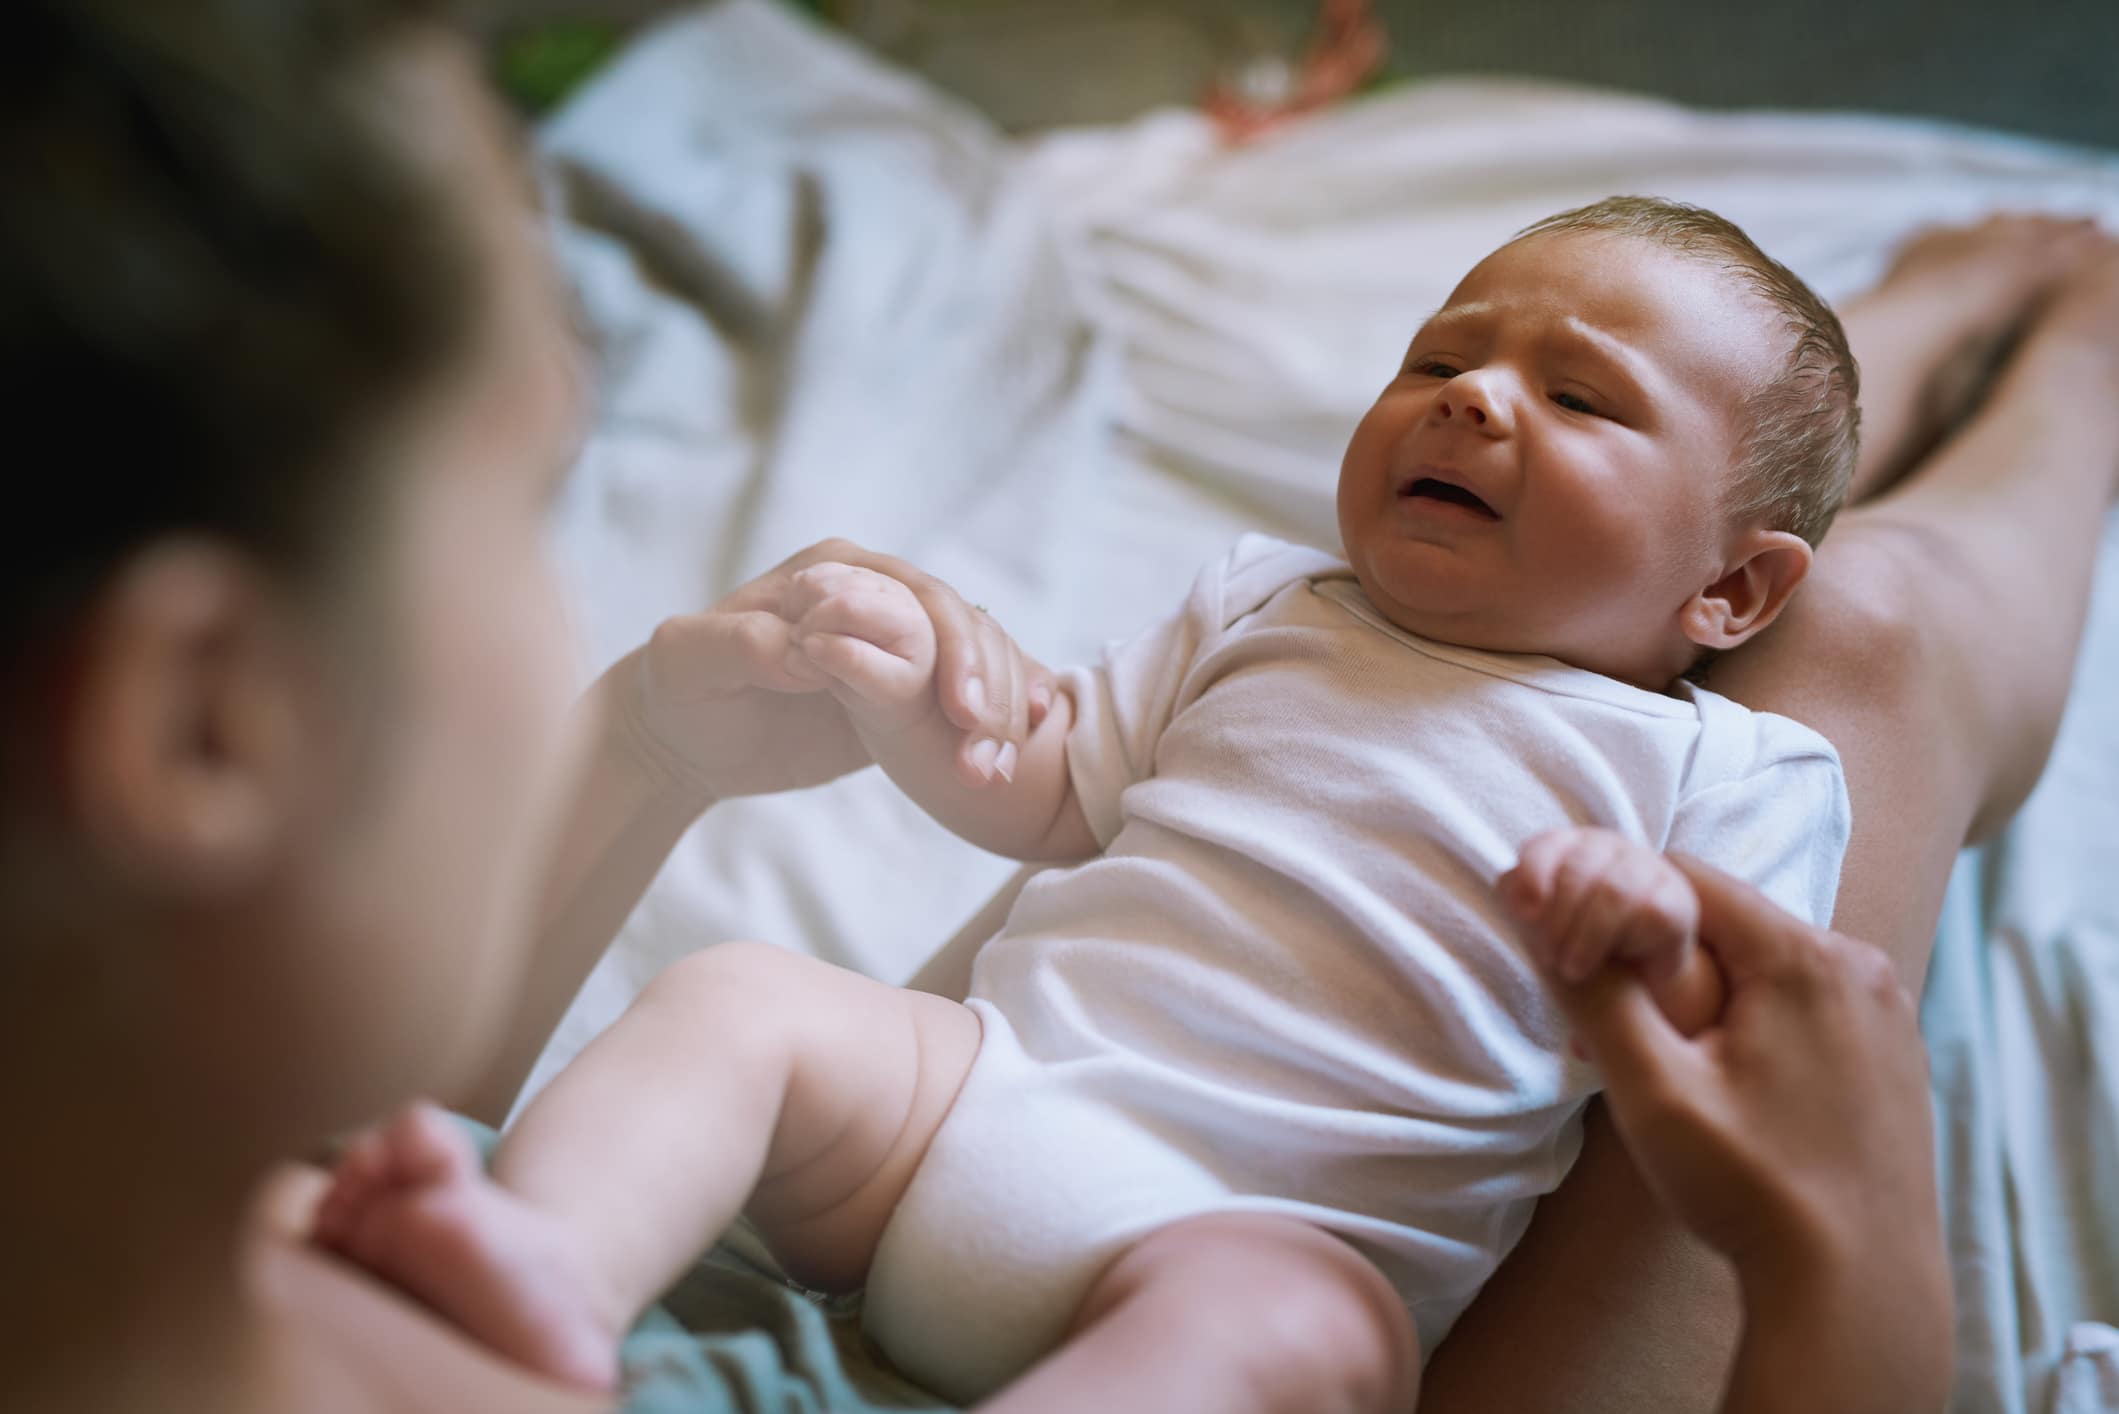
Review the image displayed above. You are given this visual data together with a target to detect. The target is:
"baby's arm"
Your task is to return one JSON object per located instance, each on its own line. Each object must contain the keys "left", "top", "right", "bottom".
{"left": 1498, "top": 827, "right": 1726, "bottom": 1038}
{"left": 781, "top": 562, "right": 1096, "bottom": 861}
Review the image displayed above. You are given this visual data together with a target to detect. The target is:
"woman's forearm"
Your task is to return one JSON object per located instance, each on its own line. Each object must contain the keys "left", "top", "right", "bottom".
{"left": 1724, "top": 1257, "right": 1952, "bottom": 1414}
{"left": 458, "top": 648, "right": 714, "bottom": 1124}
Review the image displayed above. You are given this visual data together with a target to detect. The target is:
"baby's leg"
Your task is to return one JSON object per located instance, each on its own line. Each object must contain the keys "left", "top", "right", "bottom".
{"left": 984, "top": 1213, "right": 1418, "bottom": 1414}
{"left": 316, "top": 942, "right": 979, "bottom": 1388}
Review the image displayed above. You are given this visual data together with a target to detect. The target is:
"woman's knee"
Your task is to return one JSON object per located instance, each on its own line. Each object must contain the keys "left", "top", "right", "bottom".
{"left": 1836, "top": 517, "right": 2073, "bottom": 785}
{"left": 1083, "top": 1214, "right": 1420, "bottom": 1414}
{"left": 1791, "top": 519, "right": 1947, "bottom": 685}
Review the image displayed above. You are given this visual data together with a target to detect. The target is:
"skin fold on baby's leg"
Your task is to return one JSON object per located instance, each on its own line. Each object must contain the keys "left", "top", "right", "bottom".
{"left": 314, "top": 942, "right": 981, "bottom": 1390}
{"left": 990, "top": 1213, "right": 1420, "bottom": 1414}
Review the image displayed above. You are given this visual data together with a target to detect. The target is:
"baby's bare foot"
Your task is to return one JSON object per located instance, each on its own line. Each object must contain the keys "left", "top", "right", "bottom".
{"left": 313, "top": 1102, "right": 624, "bottom": 1392}
{"left": 1853, "top": 214, "right": 2108, "bottom": 495}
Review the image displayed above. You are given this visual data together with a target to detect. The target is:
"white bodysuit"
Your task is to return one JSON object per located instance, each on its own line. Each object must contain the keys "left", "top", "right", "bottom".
{"left": 861, "top": 536, "right": 1851, "bottom": 1402}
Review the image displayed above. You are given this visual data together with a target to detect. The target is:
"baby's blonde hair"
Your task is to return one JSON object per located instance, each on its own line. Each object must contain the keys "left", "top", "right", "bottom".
{"left": 1513, "top": 196, "right": 1860, "bottom": 548}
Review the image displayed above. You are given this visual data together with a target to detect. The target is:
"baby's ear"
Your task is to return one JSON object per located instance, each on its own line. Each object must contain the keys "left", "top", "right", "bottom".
{"left": 1680, "top": 529, "right": 1812, "bottom": 652}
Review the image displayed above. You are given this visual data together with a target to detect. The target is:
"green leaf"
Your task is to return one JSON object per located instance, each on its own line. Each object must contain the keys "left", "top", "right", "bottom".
{"left": 493, "top": 20, "right": 626, "bottom": 117}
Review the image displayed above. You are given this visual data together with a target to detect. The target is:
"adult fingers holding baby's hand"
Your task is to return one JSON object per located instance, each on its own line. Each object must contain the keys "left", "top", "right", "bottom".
{"left": 916, "top": 586, "right": 1054, "bottom": 785}
{"left": 628, "top": 540, "right": 940, "bottom": 801}
{"left": 766, "top": 540, "right": 1053, "bottom": 785}
{"left": 1557, "top": 856, "right": 1942, "bottom": 1293}
{"left": 632, "top": 606, "right": 870, "bottom": 800}
{"left": 1593, "top": 849, "right": 1699, "bottom": 984}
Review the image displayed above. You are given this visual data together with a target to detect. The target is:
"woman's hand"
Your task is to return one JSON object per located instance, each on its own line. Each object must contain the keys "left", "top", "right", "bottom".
{"left": 621, "top": 539, "right": 1054, "bottom": 801}
{"left": 1535, "top": 855, "right": 1938, "bottom": 1277}
{"left": 1519, "top": 855, "right": 1951, "bottom": 1412}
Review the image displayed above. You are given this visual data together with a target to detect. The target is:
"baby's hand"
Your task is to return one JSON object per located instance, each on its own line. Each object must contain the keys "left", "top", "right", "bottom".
{"left": 779, "top": 562, "right": 940, "bottom": 733}
{"left": 1498, "top": 827, "right": 1723, "bottom": 1039}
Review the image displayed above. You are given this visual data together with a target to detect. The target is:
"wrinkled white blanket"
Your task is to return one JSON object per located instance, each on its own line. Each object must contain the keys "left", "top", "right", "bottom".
{"left": 528, "top": 4, "right": 2119, "bottom": 1407}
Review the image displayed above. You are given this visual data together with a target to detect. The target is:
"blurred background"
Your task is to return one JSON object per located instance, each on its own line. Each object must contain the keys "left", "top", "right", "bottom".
{"left": 470, "top": 0, "right": 2118, "bottom": 146}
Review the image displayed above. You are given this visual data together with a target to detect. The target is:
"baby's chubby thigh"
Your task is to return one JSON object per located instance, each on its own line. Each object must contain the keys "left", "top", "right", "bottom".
{"left": 1043, "top": 1210, "right": 1424, "bottom": 1414}
{"left": 861, "top": 1005, "right": 1372, "bottom": 1406}
{"left": 662, "top": 942, "right": 981, "bottom": 1295}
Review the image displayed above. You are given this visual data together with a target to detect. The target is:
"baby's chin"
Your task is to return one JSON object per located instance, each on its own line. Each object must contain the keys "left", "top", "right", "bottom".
{"left": 1347, "top": 546, "right": 1627, "bottom": 669}
{"left": 1348, "top": 542, "right": 1699, "bottom": 690}
{"left": 1346, "top": 548, "right": 1528, "bottom": 651}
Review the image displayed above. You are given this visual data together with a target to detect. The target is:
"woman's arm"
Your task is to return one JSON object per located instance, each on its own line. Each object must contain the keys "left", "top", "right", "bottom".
{"left": 460, "top": 539, "right": 1054, "bottom": 1125}
{"left": 1496, "top": 856, "right": 1951, "bottom": 1414}
{"left": 456, "top": 649, "right": 714, "bottom": 1125}
{"left": 1726, "top": 1265, "right": 1946, "bottom": 1414}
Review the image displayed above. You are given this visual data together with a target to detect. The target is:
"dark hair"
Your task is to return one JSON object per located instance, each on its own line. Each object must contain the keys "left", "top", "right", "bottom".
{"left": 0, "top": 0, "right": 479, "bottom": 672}
{"left": 1513, "top": 196, "right": 1861, "bottom": 549}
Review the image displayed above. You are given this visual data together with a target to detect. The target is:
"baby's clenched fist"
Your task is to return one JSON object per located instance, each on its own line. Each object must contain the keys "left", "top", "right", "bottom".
{"left": 1499, "top": 826, "right": 1723, "bottom": 1038}
{"left": 779, "top": 562, "right": 940, "bottom": 733}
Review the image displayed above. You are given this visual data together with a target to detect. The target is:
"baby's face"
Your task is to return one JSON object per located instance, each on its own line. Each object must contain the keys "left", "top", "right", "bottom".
{"left": 1336, "top": 231, "right": 1782, "bottom": 689}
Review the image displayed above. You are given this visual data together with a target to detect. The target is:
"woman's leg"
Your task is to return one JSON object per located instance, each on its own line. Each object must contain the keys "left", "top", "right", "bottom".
{"left": 1420, "top": 235, "right": 2119, "bottom": 1414}
{"left": 1720, "top": 246, "right": 2119, "bottom": 961}
{"left": 983, "top": 1213, "right": 1419, "bottom": 1414}
{"left": 1836, "top": 214, "right": 2108, "bottom": 505}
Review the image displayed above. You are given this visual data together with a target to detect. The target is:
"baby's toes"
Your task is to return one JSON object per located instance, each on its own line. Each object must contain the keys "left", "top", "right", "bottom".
{"left": 312, "top": 1183, "right": 355, "bottom": 1249}
{"left": 336, "top": 1127, "right": 392, "bottom": 1191}
{"left": 315, "top": 1129, "right": 391, "bottom": 1249}
{"left": 381, "top": 1102, "right": 479, "bottom": 1188}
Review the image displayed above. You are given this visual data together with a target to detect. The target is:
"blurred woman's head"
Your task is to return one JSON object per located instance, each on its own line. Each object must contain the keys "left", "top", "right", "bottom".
{"left": 0, "top": 0, "right": 589, "bottom": 1158}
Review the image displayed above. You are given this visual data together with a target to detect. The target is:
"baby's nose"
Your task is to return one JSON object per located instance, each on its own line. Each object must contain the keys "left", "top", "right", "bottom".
{"left": 1436, "top": 397, "right": 1488, "bottom": 425}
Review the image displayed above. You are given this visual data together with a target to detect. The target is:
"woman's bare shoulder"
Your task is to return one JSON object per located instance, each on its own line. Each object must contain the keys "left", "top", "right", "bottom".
{"left": 250, "top": 1165, "right": 612, "bottom": 1414}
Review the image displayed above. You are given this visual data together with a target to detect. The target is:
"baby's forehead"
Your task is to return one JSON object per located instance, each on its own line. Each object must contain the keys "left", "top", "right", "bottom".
{"left": 1449, "top": 233, "right": 1735, "bottom": 323}
{"left": 1433, "top": 232, "right": 1785, "bottom": 396}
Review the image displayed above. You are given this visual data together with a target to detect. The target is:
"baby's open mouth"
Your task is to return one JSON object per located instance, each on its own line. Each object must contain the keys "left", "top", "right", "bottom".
{"left": 1400, "top": 476, "right": 1499, "bottom": 520}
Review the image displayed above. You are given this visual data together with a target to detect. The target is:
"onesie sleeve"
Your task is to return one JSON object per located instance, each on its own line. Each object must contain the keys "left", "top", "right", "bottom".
{"left": 1061, "top": 535, "right": 1334, "bottom": 848}
{"left": 1663, "top": 700, "right": 1852, "bottom": 930}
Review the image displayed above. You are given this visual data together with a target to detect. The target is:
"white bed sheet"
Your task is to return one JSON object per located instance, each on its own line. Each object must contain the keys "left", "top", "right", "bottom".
{"left": 1927, "top": 509, "right": 2119, "bottom": 1414}
{"left": 527, "top": 4, "right": 2119, "bottom": 1406}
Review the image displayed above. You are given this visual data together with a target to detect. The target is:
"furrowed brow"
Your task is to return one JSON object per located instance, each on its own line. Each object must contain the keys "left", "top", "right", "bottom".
{"left": 1412, "top": 304, "right": 1491, "bottom": 341}
{"left": 1552, "top": 319, "right": 1654, "bottom": 395}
